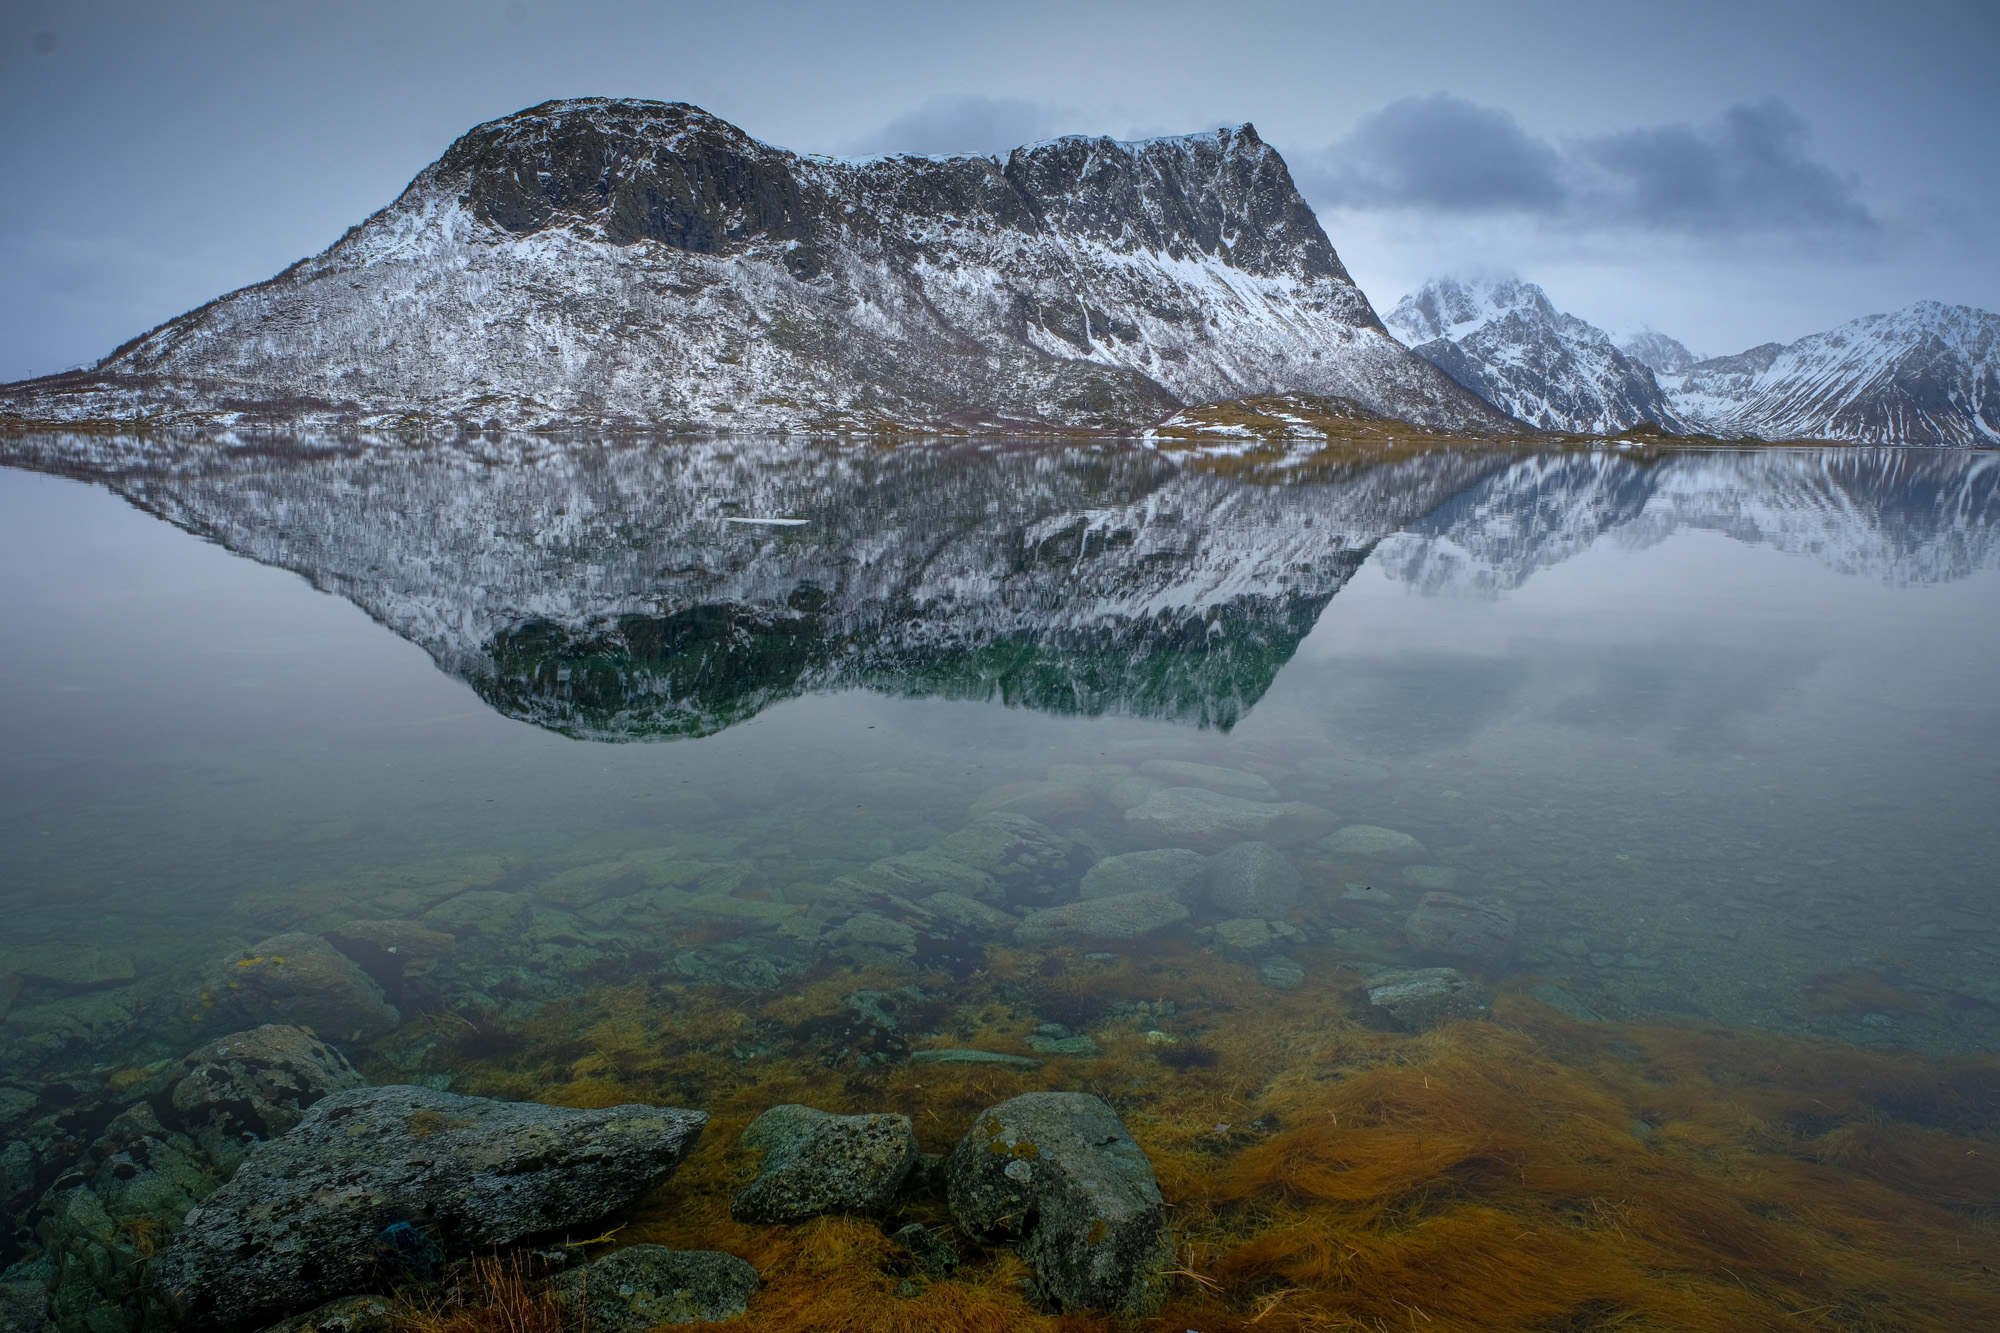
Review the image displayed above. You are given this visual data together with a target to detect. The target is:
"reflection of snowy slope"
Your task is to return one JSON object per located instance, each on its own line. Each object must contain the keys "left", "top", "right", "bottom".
{"left": 26, "top": 436, "right": 1500, "bottom": 737}
{"left": 1377, "top": 449, "right": 2000, "bottom": 595}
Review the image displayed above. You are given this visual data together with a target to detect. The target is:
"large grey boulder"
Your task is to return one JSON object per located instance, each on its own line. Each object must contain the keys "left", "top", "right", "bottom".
{"left": 1014, "top": 893, "right": 1189, "bottom": 947}
{"left": 730, "top": 1104, "right": 917, "bottom": 1223}
{"left": 1124, "top": 788, "right": 1331, "bottom": 851}
{"left": 0, "top": 1282, "right": 51, "bottom": 1333}
{"left": 1078, "top": 849, "right": 1205, "bottom": 905}
{"left": 154, "top": 1086, "right": 706, "bottom": 1331}
{"left": 1404, "top": 893, "right": 1518, "bottom": 973}
{"left": 948, "top": 1092, "right": 1172, "bottom": 1316}
{"left": 170, "top": 1026, "right": 365, "bottom": 1171}
{"left": 550, "top": 1246, "right": 757, "bottom": 1329}
{"left": 208, "top": 935, "right": 400, "bottom": 1042}
{"left": 1203, "top": 841, "right": 1301, "bottom": 918}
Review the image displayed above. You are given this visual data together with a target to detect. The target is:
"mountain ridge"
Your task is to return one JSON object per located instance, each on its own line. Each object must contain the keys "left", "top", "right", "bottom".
{"left": 0, "top": 98, "right": 1511, "bottom": 438}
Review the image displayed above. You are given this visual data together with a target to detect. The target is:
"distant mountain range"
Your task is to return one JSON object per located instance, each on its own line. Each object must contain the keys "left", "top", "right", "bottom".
{"left": 0, "top": 98, "right": 1504, "bottom": 436}
{"left": 1386, "top": 277, "right": 1999, "bottom": 446}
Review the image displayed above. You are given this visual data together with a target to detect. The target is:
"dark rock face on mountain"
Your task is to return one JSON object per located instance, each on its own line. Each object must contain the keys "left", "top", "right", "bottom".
{"left": 0, "top": 100, "right": 1508, "bottom": 436}
{"left": 1385, "top": 278, "right": 1690, "bottom": 434}
{"left": 1656, "top": 301, "right": 2000, "bottom": 445}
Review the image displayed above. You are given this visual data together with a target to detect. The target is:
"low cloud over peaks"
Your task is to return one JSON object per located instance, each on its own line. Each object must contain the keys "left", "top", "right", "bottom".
{"left": 845, "top": 95, "right": 1080, "bottom": 158}
{"left": 1299, "top": 94, "right": 1880, "bottom": 244}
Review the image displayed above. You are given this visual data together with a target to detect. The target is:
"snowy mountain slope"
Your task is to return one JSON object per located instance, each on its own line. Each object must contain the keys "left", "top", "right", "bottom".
{"left": 1383, "top": 277, "right": 1690, "bottom": 434}
{"left": 0, "top": 99, "right": 1510, "bottom": 436}
{"left": 1374, "top": 447, "right": 2000, "bottom": 596}
{"left": 1617, "top": 329, "right": 1701, "bottom": 375}
{"left": 1658, "top": 301, "right": 2000, "bottom": 445}
{"left": 14, "top": 434, "right": 1505, "bottom": 738}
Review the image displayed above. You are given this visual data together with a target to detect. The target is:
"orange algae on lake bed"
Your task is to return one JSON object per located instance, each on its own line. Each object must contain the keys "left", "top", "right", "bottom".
{"left": 396, "top": 944, "right": 2000, "bottom": 1333}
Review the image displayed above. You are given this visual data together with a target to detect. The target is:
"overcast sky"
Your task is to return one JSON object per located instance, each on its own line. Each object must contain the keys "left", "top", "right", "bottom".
{"left": 1, "top": 0, "right": 1995, "bottom": 382}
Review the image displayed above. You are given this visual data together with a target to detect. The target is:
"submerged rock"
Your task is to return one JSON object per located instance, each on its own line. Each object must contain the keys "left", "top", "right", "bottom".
{"left": 1319, "top": 825, "right": 1427, "bottom": 863}
{"left": 1078, "top": 849, "right": 1205, "bottom": 904}
{"left": 928, "top": 813, "right": 1080, "bottom": 903}
{"left": 1014, "top": 892, "right": 1189, "bottom": 947}
{"left": 969, "top": 781, "right": 1098, "bottom": 823}
{"left": 920, "top": 893, "right": 1017, "bottom": 935}
{"left": 1125, "top": 788, "right": 1331, "bottom": 851}
{"left": 1259, "top": 955, "right": 1307, "bottom": 990}
{"left": 1362, "top": 967, "right": 1492, "bottom": 1030}
{"left": 1204, "top": 840, "right": 1302, "bottom": 918}
{"left": 908, "top": 1049, "right": 1041, "bottom": 1070}
{"left": 947, "top": 1091, "right": 1172, "bottom": 1316}
{"left": 211, "top": 935, "right": 400, "bottom": 1042}
{"left": 550, "top": 1245, "right": 757, "bottom": 1329}
{"left": 170, "top": 1025, "right": 366, "bottom": 1171}
{"left": 730, "top": 1105, "right": 918, "bottom": 1223}
{"left": 1136, "top": 759, "right": 1280, "bottom": 801}
{"left": 1404, "top": 893, "right": 1518, "bottom": 973}
{"left": 155, "top": 1086, "right": 706, "bottom": 1331}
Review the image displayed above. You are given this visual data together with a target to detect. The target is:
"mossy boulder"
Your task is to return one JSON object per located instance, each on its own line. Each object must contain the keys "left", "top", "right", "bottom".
{"left": 730, "top": 1104, "right": 918, "bottom": 1224}
{"left": 946, "top": 1091, "right": 1172, "bottom": 1316}
{"left": 154, "top": 1087, "right": 707, "bottom": 1331}
{"left": 550, "top": 1246, "right": 757, "bottom": 1328}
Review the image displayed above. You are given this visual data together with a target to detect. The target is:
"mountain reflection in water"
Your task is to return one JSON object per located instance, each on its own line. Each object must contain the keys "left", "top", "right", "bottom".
{"left": 11, "top": 435, "right": 1996, "bottom": 741}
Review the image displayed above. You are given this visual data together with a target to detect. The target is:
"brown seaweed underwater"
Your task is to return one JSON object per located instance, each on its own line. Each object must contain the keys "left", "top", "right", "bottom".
{"left": 385, "top": 940, "right": 2000, "bottom": 1333}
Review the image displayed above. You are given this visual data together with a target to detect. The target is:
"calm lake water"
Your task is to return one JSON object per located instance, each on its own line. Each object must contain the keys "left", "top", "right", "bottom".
{"left": 4, "top": 434, "right": 2000, "bottom": 1329}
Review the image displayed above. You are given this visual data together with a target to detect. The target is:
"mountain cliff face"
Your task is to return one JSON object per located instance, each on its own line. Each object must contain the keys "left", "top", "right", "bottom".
{"left": 1383, "top": 277, "right": 1690, "bottom": 434}
{"left": 0, "top": 99, "right": 1509, "bottom": 436}
{"left": 1656, "top": 301, "right": 2000, "bottom": 446}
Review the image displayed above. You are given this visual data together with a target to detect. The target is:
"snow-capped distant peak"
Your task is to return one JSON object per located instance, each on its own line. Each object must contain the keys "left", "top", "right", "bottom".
{"left": 1381, "top": 276, "right": 1686, "bottom": 435}
{"left": 1617, "top": 328, "right": 1701, "bottom": 375}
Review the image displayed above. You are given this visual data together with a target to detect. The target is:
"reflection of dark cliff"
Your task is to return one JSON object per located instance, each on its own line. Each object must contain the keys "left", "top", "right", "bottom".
{"left": 0, "top": 435, "right": 1494, "bottom": 741}
{"left": 481, "top": 571, "right": 1352, "bottom": 740}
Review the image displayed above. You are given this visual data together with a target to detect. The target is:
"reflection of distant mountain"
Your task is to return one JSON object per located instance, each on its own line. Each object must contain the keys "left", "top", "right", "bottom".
{"left": 3, "top": 435, "right": 1499, "bottom": 738}
{"left": 1375, "top": 449, "right": 2000, "bottom": 596}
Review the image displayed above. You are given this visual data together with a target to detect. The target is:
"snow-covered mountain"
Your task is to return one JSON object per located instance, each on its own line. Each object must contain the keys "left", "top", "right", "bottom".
{"left": 1383, "top": 277, "right": 1690, "bottom": 435}
{"left": 0, "top": 99, "right": 1509, "bottom": 436}
{"left": 1657, "top": 301, "right": 2000, "bottom": 446}
{"left": 1616, "top": 329, "right": 1701, "bottom": 375}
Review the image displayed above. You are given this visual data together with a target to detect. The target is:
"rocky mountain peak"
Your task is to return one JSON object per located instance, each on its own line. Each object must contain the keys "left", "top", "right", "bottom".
{"left": 1616, "top": 329, "right": 1700, "bottom": 375}
{"left": 433, "top": 98, "right": 815, "bottom": 254}
{"left": 1384, "top": 276, "right": 1686, "bottom": 435}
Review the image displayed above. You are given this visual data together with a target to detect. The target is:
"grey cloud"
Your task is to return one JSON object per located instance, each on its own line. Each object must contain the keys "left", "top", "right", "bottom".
{"left": 1300, "top": 94, "right": 1879, "bottom": 242}
{"left": 1301, "top": 94, "right": 1566, "bottom": 212}
{"left": 1581, "top": 99, "right": 1875, "bottom": 236}
{"left": 844, "top": 95, "right": 1079, "bottom": 158}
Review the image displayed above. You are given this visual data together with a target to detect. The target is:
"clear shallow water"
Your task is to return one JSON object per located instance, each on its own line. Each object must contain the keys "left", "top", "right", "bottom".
{"left": 4, "top": 436, "right": 2000, "bottom": 1327}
